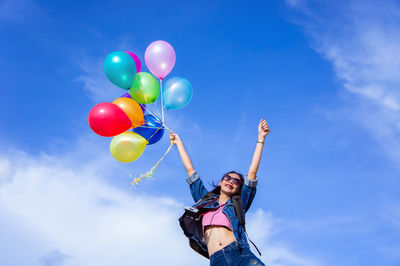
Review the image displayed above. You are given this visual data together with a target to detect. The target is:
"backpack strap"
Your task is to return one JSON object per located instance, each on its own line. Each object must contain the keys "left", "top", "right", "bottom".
{"left": 232, "top": 195, "right": 245, "bottom": 225}
{"left": 202, "top": 191, "right": 217, "bottom": 201}
{"left": 232, "top": 195, "right": 262, "bottom": 256}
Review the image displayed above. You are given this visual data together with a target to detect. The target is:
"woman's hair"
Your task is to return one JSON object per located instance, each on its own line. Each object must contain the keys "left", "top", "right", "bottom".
{"left": 211, "top": 171, "right": 244, "bottom": 195}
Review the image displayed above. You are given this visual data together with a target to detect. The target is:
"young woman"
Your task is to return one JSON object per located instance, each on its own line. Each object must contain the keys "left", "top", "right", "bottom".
{"left": 170, "top": 118, "right": 270, "bottom": 266}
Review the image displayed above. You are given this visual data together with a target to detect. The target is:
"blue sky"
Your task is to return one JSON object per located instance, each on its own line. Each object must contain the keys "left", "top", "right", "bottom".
{"left": 1, "top": 0, "right": 400, "bottom": 265}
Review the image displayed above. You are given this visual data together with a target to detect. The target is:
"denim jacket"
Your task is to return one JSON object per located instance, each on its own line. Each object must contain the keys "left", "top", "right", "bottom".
{"left": 179, "top": 171, "right": 258, "bottom": 257}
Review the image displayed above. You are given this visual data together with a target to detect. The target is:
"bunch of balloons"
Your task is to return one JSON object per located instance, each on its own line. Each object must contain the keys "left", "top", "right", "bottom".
{"left": 88, "top": 41, "right": 193, "bottom": 169}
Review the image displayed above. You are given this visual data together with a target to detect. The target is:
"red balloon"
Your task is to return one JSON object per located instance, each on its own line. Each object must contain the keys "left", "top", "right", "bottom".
{"left": 88, "top": 103, "right": 132, "bottom": 137}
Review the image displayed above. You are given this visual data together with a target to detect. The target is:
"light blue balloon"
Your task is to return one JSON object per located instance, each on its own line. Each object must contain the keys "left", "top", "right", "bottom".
{"left": 162, "top": 77, "right": 193, "bottom": 110}
{"left": 104, "top": 51, "right": 137, "bottom": 89}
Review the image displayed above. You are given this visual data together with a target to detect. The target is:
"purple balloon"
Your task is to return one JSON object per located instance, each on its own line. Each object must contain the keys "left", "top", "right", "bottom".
{"left": 139, "top": 104, "right": 146, "bottom": 113}
{"left": 145, "top": 40, "right": 176, "bottom": 79}
{"left": 124, "top": 51, "right": 142, "bottom": 73}
{"left": 120, "top": 93, "right": 146, "bottom": 113}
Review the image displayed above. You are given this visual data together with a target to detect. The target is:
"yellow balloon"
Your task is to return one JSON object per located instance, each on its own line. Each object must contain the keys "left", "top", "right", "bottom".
{"left": 112, "top": 97, "right": 145, "bottom": 128}
{"left": 110, "top": 132, "right": 148, "bottom": 163}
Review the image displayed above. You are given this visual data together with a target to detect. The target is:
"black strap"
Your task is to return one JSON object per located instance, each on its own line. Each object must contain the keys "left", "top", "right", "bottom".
{"left": 232, "top": 194, "right": 262, "bottom": 256}
{"left": 232, "top": 195, "right": 245, "bottom": 225}
{"left": 243, "top": 227, "right": 262, "bottom": 256}
{"left": 202, "top": 191, "right": 217, "bottom": 201}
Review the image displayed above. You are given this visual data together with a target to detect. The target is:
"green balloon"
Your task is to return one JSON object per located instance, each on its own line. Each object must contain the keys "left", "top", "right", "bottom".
{"left": 129, "top": 72, "right": 160, "bottom": 104}
{"left": 104, "top": 51, "right": 137, "bottom": 89}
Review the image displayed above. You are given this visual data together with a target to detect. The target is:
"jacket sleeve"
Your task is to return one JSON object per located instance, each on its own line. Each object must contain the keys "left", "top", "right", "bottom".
{"left": 186, "top": 171, "right": 209, "bottom": 203}
{"left": 241, "top": 175, "right": 257, "bottom": 213}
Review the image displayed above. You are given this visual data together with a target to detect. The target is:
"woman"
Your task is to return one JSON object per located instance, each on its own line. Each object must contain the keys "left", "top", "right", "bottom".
{"left": 170, "top": 118, "right": 270, "bottom": 266}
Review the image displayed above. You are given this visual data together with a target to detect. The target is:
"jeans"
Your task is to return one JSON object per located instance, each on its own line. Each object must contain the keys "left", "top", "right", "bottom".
{"left": 209, "top": 242, "right": 265, "bottom": 266}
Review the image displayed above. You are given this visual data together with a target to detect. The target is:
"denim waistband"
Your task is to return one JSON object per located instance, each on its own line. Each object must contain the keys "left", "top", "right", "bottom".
{"left": 209, "top": 241, "right": 250, "bottom": 260}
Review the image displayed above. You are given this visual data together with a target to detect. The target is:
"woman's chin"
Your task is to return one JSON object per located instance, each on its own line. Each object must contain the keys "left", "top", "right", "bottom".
{"left": 221, "top": 188, "right": 236, "bottom": 196}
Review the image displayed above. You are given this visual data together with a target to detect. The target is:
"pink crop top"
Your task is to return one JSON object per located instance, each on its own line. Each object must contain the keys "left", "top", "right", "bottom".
{"left": 202, "top": 203, "right": 232, "bottom": 232}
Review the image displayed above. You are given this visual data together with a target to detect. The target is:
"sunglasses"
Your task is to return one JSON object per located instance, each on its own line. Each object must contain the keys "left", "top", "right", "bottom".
{"left": 222, "top": 175, "right": 242, "bottom": 186}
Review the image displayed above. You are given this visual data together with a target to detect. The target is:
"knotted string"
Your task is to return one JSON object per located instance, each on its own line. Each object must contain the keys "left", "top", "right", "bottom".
{"left": 129, "top": 94, "right": 174, "bottom": 186}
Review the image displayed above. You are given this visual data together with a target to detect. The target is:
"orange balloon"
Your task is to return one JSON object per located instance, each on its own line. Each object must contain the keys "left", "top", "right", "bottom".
{"left": 112, "top": 97, "right": 145, "bottom": 128}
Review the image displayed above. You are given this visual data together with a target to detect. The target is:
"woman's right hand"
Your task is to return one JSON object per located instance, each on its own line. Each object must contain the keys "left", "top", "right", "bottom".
{"left": 169, "top": 132, "right": 181, "bottom": 145}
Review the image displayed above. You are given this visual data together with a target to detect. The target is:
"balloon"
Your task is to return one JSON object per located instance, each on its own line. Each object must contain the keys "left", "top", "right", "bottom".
{"left": 104, "top": 51, "right": 136, "bottom": 89}
{"left": 133, "top": 114, "right": 164, "bottom": 145}
{"left": 129, "top": 72, "right": 160, "bottom": 104}
{"left": 88, "top": 102, "right": 132, "bottom": 137}
{"left": 124, "top": 51, "right": 142, "bottom": 73}
{"left": 110, "top": 132, "right": 148, "bottom": 163}
{"left": 162, "top": 77, "right": 193, "bottom": 110}
{"left": 145, "top": 41, "right": 176, "bottom": 79}
{"left": 121, "top": 93, "right": 146, "bottom": 113}
{"left": 112, "top": 97, "right": 145, "bottom": 128}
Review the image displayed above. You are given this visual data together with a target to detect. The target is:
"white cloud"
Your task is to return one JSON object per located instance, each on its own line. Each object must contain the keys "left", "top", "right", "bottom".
{"left": 0, "top": 0, "right": 43, "bottom": 22}
{"left": 0, "top": 157, "right": 12, "bottom": 184}
{"left": 0, "top": 147, "right": 206, "bottom": 266}
{"left": 247, "top": 210, "right": 323, "bottom": 266}
{"left": 286, "top": 0, "right": 400, "bottom": 164}
{"left": 77, "top": 56, "right": 125, "bottom": 103}
{"left": 76, "top": 36, "right": 143, "bottom": 104}
{"left": 375, "top": 204, "right": 400, "bottom": 261}
{"left": 285, "top": 0, "right": 305, "bottom": 9}
{"left": 381, "top": 204, "right": 400, "bottom": 229}
{"left": 38, "top": 250, "right": 72, "bottom": 266}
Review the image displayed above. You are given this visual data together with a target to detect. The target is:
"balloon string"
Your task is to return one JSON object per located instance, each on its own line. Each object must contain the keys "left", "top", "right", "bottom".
{"left": 130, "top": 121, "right": 174, "bottom": 186}
{"left": 161, "top": 121, "right": 173, "bottom": 132}
{"left": 145, "top": 102, "right": 161, "bottom": 120}
{"left": 128, "top": 92, "right": 170, "bottom": 132}
{"left": 126, "top": 92, "right": 173, "bottom": 133}
{"left": 144, "top": 119, "right": 173, "bottom": 143}
{"left": 137, "top": 125, "right": 161, "bottom": 129}
{"left": 128, "top": 92, "right": 175, "bottom": 186}
{"left": 131, "top": 141, "right": 173, "bottom": 186}
{"left": 135, "top": 124, "right": 172, "bottom": 133}
{"left": 160, "top": 79, "right": 165, "bottom": 123}
{"left": 144, "top": 125, "right": 163, "bottom": 143}
{"left": 137, "top": 107, "right": 173, "bottom": 133}
{"left": 129, "top": 94, "right": 161, "bottom": 122}
{"left": 128, "top": 93, "right": 173, "bottom": 138}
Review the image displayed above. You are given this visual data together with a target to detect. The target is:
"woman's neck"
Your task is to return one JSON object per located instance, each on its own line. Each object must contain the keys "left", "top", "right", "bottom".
{"left": 219, "top": 192, "right": 230, "bottom": 204}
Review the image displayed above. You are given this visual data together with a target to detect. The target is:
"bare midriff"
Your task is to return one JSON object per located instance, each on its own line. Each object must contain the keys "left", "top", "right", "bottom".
{"left": 204, "top": 225, "right": 236, "bottom": 256}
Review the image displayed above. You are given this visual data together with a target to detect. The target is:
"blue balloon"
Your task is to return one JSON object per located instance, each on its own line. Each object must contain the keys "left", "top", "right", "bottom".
{"left": 162, "top": 77, "right": 193, "bottom": 110}
{"left": 104, "top": 51, "right": 137, "bottom": 89}
{"left": 132, "top": 114, "right": 164, "bottom": 145}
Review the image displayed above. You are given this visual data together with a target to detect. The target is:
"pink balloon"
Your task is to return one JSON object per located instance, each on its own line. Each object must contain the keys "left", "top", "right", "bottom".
{"left": 124, "top": 51, "right": 141, "bottom": 73}
{"left": 145, "top": 40, "right": 176, "bottom": 79}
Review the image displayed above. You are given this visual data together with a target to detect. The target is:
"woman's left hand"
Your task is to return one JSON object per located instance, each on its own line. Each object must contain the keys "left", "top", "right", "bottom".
{"left": 258, "top": 118, "right": 270, "bottom": 140}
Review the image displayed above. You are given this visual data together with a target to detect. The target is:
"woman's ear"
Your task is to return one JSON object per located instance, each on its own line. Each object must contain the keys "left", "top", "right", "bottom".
{"left": 219, "top": 180, "right": 222, "bottom": 187}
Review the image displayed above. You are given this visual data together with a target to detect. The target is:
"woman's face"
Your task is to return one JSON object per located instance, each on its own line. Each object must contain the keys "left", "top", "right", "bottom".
{"left": 219, "top": 173, "right": 242, "bottom": 196}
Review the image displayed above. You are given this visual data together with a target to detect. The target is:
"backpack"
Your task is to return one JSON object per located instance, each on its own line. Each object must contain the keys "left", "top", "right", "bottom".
{"left": 179, "top": 191, "right": 261, "bottom": 258}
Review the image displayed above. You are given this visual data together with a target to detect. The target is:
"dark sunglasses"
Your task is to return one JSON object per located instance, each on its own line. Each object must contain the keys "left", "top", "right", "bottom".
{"left": 222, "top": 175, "right": 242, "bottom": 186}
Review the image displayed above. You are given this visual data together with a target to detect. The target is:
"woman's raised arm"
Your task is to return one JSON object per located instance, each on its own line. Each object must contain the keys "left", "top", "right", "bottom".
{"left": 247, "top": 118, "right": 270, "bottom": 180}
{"left": 170, "top": 132, "right": 196, "bottom": 176}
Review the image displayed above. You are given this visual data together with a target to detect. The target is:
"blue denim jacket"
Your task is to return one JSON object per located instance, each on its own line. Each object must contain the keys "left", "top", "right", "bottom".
{"left": 183, "top": 171, "right": 258, "bottom": 254}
